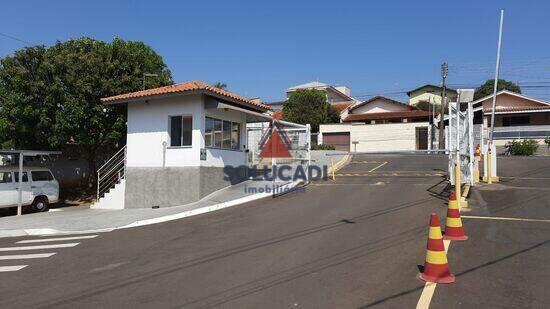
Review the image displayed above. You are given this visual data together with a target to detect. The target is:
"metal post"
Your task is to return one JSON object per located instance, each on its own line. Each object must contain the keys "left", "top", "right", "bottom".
{"left": 456, "top": 103, "right": 460, "bottom": 166}
{"left": 438, "top": 62, "right": 448, "bottom": 149}
{"left": 17, "top": 152, "right": 23, "bottom": 216}
{"left": 97, "top": 170, "right": 100, "bottom": 200}
{"left": 468, "top": 102, "right": 475, "bottom": 185}
{"left": 488, "top": 10, "right": 504, "bottom": 145}
{"left": 306, "top": 124, "right": 311, "bottom": 184}
{"left": 455, "top": 163, "right": 461, "bottom": 209}
{"left": 487, "top": 149, "right": 493, "bottom": 184}
{"left": 271, "top": 120, "right": 276, "bottom": 196}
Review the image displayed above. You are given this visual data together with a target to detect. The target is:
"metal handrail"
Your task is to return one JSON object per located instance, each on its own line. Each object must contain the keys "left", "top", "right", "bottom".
{"left": 97, "top": 146, "right": 127, "bottom": 200}
{"left": 98, "top": 146, "right": 127, "bottom": 174}
{"left": 98, "top": 159, "right": 125, "bottom": 182}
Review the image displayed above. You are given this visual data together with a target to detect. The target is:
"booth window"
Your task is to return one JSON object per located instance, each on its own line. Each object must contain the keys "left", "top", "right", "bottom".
{"left": 205, "top": 117, "right": 241, "bottom": 150}
{"left": 170, "top": 116, "right": 193, "bottom": 147}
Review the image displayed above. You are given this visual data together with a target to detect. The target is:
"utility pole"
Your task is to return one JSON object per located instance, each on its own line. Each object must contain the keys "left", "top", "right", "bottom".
{"left": 438, "top": 62, "right": 448, "bottom": 149}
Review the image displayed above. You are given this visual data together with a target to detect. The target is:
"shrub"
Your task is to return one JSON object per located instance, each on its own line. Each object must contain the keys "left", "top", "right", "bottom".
{"left": 506, "top": 139, "right": 539, "bottom": 156}
{"left": 545, "top": 136, "right": 550, "bottom": 149}
{"left": 312, "top": 144, "right": 336, "bottom": 150}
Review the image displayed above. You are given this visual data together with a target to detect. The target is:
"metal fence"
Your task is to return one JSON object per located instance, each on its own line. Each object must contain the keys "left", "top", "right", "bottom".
{"left": 447, "top": 102, "right": 474, "bottom": 185}
{"left": 246, "top": 120, "right": 311, "bottom": 187}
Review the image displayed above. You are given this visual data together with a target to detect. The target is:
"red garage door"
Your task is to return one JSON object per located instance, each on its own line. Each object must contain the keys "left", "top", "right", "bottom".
{"left": 323, "top": 132, "right": 350, "bottom": 152}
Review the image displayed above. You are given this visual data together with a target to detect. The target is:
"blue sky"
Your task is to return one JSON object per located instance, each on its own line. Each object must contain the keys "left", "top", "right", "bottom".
{"left": 1, "top": 0, "right": 550, "bottom": 102}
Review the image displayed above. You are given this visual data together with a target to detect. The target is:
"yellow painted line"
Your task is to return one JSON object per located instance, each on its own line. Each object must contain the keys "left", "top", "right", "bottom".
{"left": 462, "top": 216, "right": 550, "bottom": 223}
{"left": 368, "top": 161, "right": 388, "bottom": 172}
{"left": 416, "top": 240, "right": 451, "bottom": 309}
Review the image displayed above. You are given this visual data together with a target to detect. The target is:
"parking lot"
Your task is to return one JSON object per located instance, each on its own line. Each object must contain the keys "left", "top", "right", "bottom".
{"left": 0, "top": 154, "right": 548, "bottom": 308}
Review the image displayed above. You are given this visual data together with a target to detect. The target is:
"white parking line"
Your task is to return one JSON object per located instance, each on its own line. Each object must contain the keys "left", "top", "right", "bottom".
{"left": 17, "top": 235, "right": 97, "bottom": 244}
{"left": 368, "top": 161, "right": 388, "bottom": 172}
{"left": 0, "top": 265, "right": 27, "bottom": 272}
{"left": 0, "top": 243, "right": 80, "bottom": 252}
{"left": 0, "top": 253, "right": 56, "bottom": 260}
{"left": 416, "top": 240, "right": 451, "bottom": 309}
{"left": 462, "top": 215, "right": 550, "bottom": 223}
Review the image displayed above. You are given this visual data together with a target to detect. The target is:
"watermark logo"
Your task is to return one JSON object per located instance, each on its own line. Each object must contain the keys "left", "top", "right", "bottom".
{"left": 258, "top": 120, "right": 292, "bottom": 159}
{"left": 224, "top": 120, "right": 328, "bottom": 194}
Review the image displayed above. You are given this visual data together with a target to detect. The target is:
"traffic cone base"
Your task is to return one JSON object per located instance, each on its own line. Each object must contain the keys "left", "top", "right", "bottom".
{"left": 418, "top": 265, "right": 456, "bottom": 283}
{"left": 443, "top": 234, "right": 468, "bottom": 241}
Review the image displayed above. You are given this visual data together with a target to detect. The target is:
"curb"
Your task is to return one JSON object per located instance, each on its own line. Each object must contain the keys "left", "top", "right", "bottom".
{"left": 0, "top": 181, "right": 300, "bottom": 238}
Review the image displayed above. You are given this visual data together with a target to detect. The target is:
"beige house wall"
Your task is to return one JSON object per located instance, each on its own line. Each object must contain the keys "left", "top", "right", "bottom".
{"left": 409, "top": 90, "right": 457, "bottom": 106}
{"left": 320, "top": 122, "right": 430, "bottom": 152}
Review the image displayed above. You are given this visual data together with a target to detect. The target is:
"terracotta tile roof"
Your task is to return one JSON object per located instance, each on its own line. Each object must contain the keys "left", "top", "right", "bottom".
{"left": 331, "top": 101, "right": 355, "bottom": 112}
{"left": 101, "top": 80, "right": 270, "bottom": 110}
{"left": 348, "top": 96, "right": 413, "bottom": 113}
{"left": 484, "top": 105, "right": 550, "bottom": 113}
{"left": 344, "top": 110, "right": 432, "bottom": 122}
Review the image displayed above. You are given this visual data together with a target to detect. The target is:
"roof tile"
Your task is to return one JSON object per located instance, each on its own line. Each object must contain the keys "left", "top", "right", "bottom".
{"left": 344, "top": 110, "right": 432, "bottom": 122}
{"left": 101, "top": 80, "right": 269, "bottom": 110}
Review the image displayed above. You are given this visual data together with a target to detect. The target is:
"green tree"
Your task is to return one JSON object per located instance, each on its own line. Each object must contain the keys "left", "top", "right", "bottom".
{"left": 282, "top": 89, "right": 340, "bottom": 131}
{"left": 213, "top": 82, "right": 227, "bottom": 90}
{"left": 0, "top": 37, "right": 173, "bottom": 185}
{"left": 326, "top": 105, "right": 342, "bottom": 123}
{"left": 474, "top": 79, "right": 521, "bottom": 100}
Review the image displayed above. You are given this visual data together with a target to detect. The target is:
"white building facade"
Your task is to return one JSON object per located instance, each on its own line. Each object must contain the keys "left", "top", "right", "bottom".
{"left": 96, "top": 81, "right": 271, "bottom": 209}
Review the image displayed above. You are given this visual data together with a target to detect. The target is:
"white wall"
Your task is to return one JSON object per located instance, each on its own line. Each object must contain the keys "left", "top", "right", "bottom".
{"left": 127, "top": 95, "right": 204, "bottom": 167}
{"left": 127, "top": 95, "right": 249, "bottom": 168}
{"left": 320, "top": 122, "right": 430, "bottom": 152}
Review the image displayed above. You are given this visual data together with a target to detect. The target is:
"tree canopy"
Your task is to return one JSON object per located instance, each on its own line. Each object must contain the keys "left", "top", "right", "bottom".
{"left": 282, "top": 89, "right": 340, "bottom": 132}
{"left": 474, "top": 79, "right": 521, "bottom": 100}
{"left": 0, "top": 37, "right": 173, "bottom": 181}
{"left": 213, "top": 82, "right": 227, "bottom": 90}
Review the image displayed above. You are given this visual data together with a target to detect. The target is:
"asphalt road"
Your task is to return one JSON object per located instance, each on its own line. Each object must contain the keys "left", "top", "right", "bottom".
{"left": 0, "top": 155, "right": 548, "bottom": 308}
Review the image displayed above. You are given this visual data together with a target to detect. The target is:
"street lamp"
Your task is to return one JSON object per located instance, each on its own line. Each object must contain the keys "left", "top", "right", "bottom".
{"left": 143, "top": 73, "right": 159, "bottom": 90}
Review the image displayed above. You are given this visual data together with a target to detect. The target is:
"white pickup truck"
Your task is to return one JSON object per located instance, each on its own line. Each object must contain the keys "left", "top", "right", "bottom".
{"left": 0, "top": 167, "right": 59, "bottom": 212}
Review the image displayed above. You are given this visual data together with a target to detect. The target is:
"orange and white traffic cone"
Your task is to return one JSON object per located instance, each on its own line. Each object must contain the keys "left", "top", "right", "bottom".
{"left": 443, "top": 191, "right": 468, "bottom": 241}
{"left": 418, "top": 213, "right": 455, "bottom": 283}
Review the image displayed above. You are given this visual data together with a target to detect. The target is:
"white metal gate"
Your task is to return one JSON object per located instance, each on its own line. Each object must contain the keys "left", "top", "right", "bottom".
{"left": 447, "top": 102, "right": 474, "bottom": 185}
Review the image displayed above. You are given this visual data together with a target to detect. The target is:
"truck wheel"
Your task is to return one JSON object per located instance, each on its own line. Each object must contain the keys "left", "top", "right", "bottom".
{"left": 32, "top": 197, "right": 49, "bottom": 212}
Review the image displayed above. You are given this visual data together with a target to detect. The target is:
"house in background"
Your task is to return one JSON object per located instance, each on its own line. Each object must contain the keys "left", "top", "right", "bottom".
{"left": 94, "top": 81, "right": 272, "bottom": 209}
{"left": 266, "top": 81, "right": 357, "bottom": 111}
{"left": 407, "top": 84, "right": 457, "bottom": 106}
{"left": 320, "top": 96, "right": 433, "bottom": 152}
{"left": 472, "top": 90, "right": 550, "bottom": 153}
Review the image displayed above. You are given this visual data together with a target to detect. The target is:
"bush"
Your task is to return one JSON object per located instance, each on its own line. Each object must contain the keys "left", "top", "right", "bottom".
{"left": 506, "top": 139, "right": 539, "bottom": 156}
{"left": 312, "top": 144, "right": 336, "bottom": 150}
{"left": 545, "top": 136, "right": 550, "bottom": 149}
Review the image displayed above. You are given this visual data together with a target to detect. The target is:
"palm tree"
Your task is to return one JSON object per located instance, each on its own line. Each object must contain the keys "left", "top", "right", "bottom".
{"left": 213, "top": 82, "right": 227, "bottom": 90}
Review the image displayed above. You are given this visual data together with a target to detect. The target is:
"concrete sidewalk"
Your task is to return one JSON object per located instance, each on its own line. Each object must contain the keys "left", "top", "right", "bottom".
{"left": 0, "top": 179, "right": 299, "bottom": 238}
{"left": 0, "top": 152, "right": 350, "bottom": 238}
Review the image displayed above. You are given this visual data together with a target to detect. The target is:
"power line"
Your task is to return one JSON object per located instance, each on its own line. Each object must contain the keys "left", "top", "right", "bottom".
{"left": 0, "top": 32, "right": 37, "bottom": 46}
